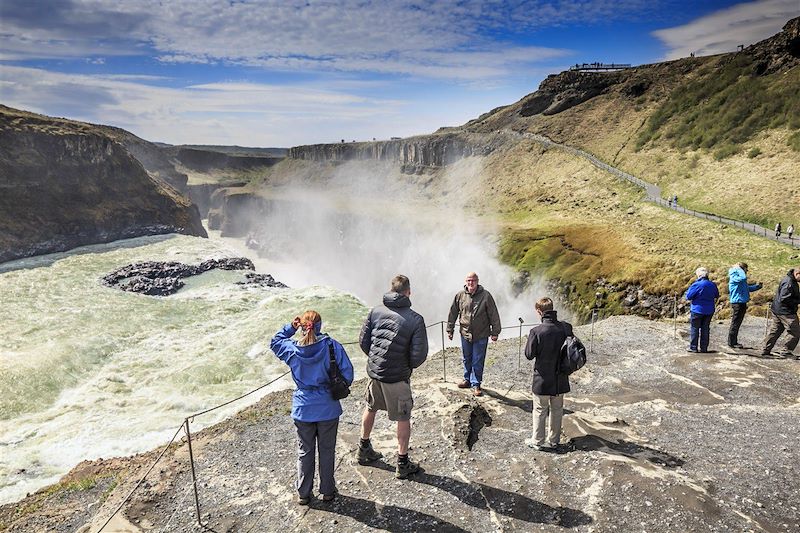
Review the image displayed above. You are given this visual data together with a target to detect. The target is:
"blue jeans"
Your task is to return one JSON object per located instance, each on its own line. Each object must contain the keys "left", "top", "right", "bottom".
{"left": 689, "top": 312, "right": 713, "bottom": 351}
{"left": 461, "top": 336, "right": 489, "bottom": 387}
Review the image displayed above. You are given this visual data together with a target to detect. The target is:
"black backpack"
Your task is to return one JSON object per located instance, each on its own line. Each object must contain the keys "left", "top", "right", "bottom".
{"left": 559, "top": 326, "right": 587, "bottom": 375}
{"left": 327, "top": 340, "right": 350, "bottom": 400}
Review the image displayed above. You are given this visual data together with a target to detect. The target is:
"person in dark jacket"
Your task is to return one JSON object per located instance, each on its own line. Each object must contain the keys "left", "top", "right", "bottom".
{"left": 271, "top": 310, "right": 354, "bottom": 505}
{"left": 762, "top": 267, "right": 800, "bottom": 358}
{"left": 447, "top": 272, "right": 501, "bottom": 397}
{"left": 685, "top": 267, "right": 720, "bottom": 353}
{"left": 357, "top": 274, "right": 428, "bottom": 479}
{"left": 524, "top": 297, "right": 571, "bottom": 451}
{"left": 727, "top": 262, "right": 762, "bottom": 349}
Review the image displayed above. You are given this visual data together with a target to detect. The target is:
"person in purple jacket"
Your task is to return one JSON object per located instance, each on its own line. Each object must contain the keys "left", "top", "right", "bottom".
{"left": 685, "top": 267, "right": 720, "bottom": 353}
{"left": 271, "top": 310, "right": 354, "bottom": 505}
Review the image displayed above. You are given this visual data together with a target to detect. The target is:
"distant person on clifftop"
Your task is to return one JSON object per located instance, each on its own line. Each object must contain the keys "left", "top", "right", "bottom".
{"left": 727, "top": 262, "right": 762, "bottom": 349}
{"left": 684, "top": 267, "right": 719, "bottom": 353}
{"left": 270, "top": 311, "right": 354, "bottom": 505}
{"left": 672, "top": 194, "right": 678, "bottom": 207}
{"left": 775, "top": 222, "right": 782, "bottom": 238}
{"left": 447, "top": 272, "right": 501, "bottom": 397}
{"left": 524, "top": 297, "right": 572, "bottom": 451}
{"left": 788, "top": 224, "right": 794, "bottom": 240}
{"left": 358, "top": 274, "right": 428, "bottom": 479}
{"left": 761, "top": 267, "right": 800, "bottom": 359}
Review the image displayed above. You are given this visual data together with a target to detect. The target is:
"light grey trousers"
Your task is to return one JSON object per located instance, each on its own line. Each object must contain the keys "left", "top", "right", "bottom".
{"left": 532, "top": 394, "right": 564, "bottom": 446}
{"left": 294, "top": 418, "right": 339, "bottom": 498}
{"left": 763, "top": 313, "right": 800, "bottom": 354}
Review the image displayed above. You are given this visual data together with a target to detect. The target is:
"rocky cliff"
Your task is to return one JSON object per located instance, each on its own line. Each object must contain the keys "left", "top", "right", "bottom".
{"left": 288, "top": 132, "right": 497, "bottom": 173}
{"left": 163, "top": 146, "right": 283, "bottom": 173}
{"left": 0, "top": 106, "right": 207, "bottom": 263}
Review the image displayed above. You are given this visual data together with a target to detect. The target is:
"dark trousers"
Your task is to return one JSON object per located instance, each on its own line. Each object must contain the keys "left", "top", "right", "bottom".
{"left": 763, "top": 313, "right": 800, "bottom": 355}
{"left": 294, "top": 418, "right": 339, "bottom": 498}
{"left": 690, "top": 312, "right": 713, "bottom": 351}
{"left": 728, "top": 303, "right": 747, "bottom": 346}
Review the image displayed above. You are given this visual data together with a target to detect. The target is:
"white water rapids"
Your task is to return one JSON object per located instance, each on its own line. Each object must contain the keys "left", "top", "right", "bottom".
{"left": 0, "top": 196, "right": 550, "bottom": 504}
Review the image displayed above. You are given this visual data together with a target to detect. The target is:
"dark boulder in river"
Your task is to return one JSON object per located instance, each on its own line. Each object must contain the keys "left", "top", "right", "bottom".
{"left": 102, "top": 257, "right": 286, "bottom": 296}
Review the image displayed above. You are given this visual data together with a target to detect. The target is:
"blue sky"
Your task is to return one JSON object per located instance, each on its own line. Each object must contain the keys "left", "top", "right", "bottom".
{"left": 0, "top": 0, "right": 796, "bottom": 147}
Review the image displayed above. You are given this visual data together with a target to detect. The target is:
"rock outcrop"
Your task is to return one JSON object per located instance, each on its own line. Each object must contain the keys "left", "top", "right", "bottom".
{"left": 0, "top": 106, "right": 207, "bottom": 264}
{"left": 3, "top": 316, "right": 798, "bottom": 532}
{"left": 288, "top": 133, "right": 495, "bottom": 173}
{"left": 163, "top": 146, "right": 283, "bottom": 173}
{"left": 101, "top": 257, "right": 286, "bottom": 296}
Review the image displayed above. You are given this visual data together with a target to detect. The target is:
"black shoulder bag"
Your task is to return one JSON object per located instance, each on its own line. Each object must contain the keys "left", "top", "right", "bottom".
{"left": 327, "top": 340, "right": 351, "bottom": 400}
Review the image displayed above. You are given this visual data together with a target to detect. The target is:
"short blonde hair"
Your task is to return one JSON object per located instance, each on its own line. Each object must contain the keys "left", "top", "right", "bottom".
{"left": 696, "top": 267, "right": 708, "bottom": 279}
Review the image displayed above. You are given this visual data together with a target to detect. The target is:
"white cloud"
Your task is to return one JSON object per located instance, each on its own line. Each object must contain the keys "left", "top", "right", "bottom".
{"left": 0, "top": 0, "right": 640, "bottom": 80}
{"left": 652, "top": 0, "right": 798, "bottom": 60}
{"left": 0, "top": 65, "right": 427, "bottom": 146}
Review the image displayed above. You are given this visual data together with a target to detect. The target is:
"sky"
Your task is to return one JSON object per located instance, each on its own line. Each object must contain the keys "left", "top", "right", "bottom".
{"left": 0, "top": 0, "right": 797, "bottom": 147}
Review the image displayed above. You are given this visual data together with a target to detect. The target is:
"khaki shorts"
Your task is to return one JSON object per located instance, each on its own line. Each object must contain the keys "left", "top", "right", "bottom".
{"left": 365, "top": 378, "right": 414, "bottom": 421}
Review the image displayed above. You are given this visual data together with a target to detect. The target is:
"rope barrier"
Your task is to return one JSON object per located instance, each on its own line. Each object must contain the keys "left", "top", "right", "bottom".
{"left": 97, "top": 423, "right": 185, "bottom": 532}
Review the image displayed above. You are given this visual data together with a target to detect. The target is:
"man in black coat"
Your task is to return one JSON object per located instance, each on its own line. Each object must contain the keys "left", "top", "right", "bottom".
{"left": 762, "top": 267, "right": 800, "bottom": 358}
{"left": 358, "top": 274, "right": 428, "bottom": 479}
{"left": 524, "top": 297, "right": 572, "bottom": 450}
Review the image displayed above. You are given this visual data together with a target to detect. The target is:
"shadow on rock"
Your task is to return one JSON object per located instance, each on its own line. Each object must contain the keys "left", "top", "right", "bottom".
{"left": 316, "top": 493, "right": 470, "bottom": 532}
{"left": 482, "top": 389, "right": 574, "bottom": 416}
{"left": 409, "top": 470, "right": 592, "bottom": 527}
{"left": 572, "top": 435, "right": 684, "bottom": 468}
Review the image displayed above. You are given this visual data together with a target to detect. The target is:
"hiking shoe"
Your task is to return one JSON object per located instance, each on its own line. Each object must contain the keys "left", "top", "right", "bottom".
{"left": 730, "top": 344, "right": 744, "bottom": 349}
{"left": 322, "top": 492, "right": 337, "bottom": 502}
{"left": 524, "top": 438, "right": 553, "bottom": 451}
{"left": 472, "top": 387, "right": 483, "bottom": 397}
{"left": 778, "top": 351, "right": 795, "bottom": 358}
{"left": 457, "top": 380, "right": 470, "bottom": 388}
{"left": 686, "top": 348, "right": 698, "bottom": 353}
{"left": 396, "top": 459, "right": 420, "bottom": 479}
{"left": 357, "top": 444, "right": 383, "bottom": 465}
{"left": 298, "top": 495, "right": 311, "bottom": 505}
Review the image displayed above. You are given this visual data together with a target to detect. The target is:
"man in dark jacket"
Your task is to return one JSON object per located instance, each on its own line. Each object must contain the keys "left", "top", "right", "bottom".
{"left": 447, "top": 272, "right": 501, "bottom": 397}
{"left": 358, "top": 274, "right": 428, "bottom": 479}
{"left": 524, "top": 297, "right": 571, "bottom": 451}
{"left": 762, "top": 267, "right": 800, "bottom": 358}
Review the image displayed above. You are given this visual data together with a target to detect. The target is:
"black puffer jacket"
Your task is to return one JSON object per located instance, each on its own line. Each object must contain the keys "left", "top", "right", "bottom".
{"left": 359, "top": 292, "right": 428, "bottom": 383}
{"left": 771, "top": 269, "right": 800, "bottom": 316}
{"left": 524, "top": 310, "right": 571, "bottom": 396}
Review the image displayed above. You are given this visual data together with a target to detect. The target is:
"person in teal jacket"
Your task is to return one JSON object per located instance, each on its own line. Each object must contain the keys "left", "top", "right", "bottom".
{"left": 727, "top": 262, "right": 762, "bottom": 348}
{"left": 685, "top": 267, "right": 720, "bottom": 352}
{"left": 270, "top": 310, "right": 354, "bottom": 505}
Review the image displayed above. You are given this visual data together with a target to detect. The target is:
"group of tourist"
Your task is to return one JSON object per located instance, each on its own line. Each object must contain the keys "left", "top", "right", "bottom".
{"left": 270, "top": 272, "right": 573, "bottom": 504}
{"left": 684, "top": 264, "right": 800, "bottom": 357}
{"left": 775, "top": 222, "right": 794, "bottom": 239}
{"left": 269, "top": 264, "right": 800, "bottom": 505}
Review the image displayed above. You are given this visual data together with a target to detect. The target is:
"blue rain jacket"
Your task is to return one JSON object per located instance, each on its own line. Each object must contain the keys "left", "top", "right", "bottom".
{"left": 270, "top": 324, "right": 354, "bottom": 422}
{"left": 685, "top": 278, "right": 720, "bottom": 315}
{"left": 727, "top": 266, "right": 762, "bottom": 304}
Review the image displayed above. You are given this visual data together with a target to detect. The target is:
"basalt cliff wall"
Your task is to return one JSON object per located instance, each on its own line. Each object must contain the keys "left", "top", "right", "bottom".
{"left": 288, "top": 132, "right": 496, "bottom": 173}
{"left": 0, "top": 106, "right": 207, "bottom": 263}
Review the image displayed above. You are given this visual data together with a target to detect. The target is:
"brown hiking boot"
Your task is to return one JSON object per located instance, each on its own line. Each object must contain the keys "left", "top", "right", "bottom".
{"left": 473, "top": 387, "right": 483, "bottom": 397}
{"left": 457, "top": 380, "right": 470, "bottom": 388}
{"left": 357, "top": 444, "right": 383, "bottom": 465}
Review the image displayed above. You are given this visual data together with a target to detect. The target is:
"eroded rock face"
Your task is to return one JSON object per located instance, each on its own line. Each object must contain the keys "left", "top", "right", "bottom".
{"left": 101, "top": 257, "right": 286, "bottom": 296}
{"left": 0, "top": 106, "right": 207, "bottom": 264}
{"left": 288, "top": 133, "right": 493, "bottom": 172}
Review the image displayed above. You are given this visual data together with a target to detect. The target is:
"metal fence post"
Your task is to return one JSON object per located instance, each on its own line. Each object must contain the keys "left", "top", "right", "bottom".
{"left": 440, "top": 321, "right": 446, "bottom": 382}
{"left": 518, "top": 317, "right": 523, "bottom": 371}
{"left": 673, "top": 295, "right": 678, "bottom": 338}
{"left": 185, "top": 418, "right": 203, "bottom": 527}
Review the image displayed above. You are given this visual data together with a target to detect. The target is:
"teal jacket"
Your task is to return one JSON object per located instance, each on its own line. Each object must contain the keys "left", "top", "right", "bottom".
{"left": 728, "top": 266, "right": 762, "bottom": 304}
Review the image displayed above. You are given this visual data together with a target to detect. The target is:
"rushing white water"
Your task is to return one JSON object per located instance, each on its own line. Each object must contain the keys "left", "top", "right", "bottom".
{"left": 0, "top": 182, "right": 554, "bottom": 505}
{"left": 0, "top": 234, "right": 368, "bottom": 504}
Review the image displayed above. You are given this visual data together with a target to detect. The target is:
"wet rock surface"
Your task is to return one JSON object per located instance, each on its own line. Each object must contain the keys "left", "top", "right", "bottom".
{"left": 3, "top": 316, "right": 799, "bottom": 532}
{"left": 101, "top": 257, "right": 286, "bottom": 296}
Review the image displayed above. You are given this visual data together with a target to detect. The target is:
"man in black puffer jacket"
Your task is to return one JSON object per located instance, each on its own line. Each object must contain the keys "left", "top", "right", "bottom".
{"left": 762, "top": 267, "right": 800, "bottom": 358}
{"left": 357, "top": 274, "right": 428, "bottom": 479}
{"left": 524, "top": 297, "right": 572, "bottom": 451}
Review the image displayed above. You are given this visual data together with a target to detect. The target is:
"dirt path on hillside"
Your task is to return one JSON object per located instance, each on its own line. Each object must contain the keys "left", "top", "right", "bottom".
{"left": 515, "top": 131, "right": 799, "bottom": 249}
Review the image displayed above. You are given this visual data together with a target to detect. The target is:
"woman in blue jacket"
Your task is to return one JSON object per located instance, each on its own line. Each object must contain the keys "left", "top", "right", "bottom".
{"left": 727, "top": 262, "right": 762, "bottom": 348}
{"left": 685, "top": 267, "right": 720, "bottom": 352}
{"left": 270, "top": 310, "right": 354, "bottom": 505}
